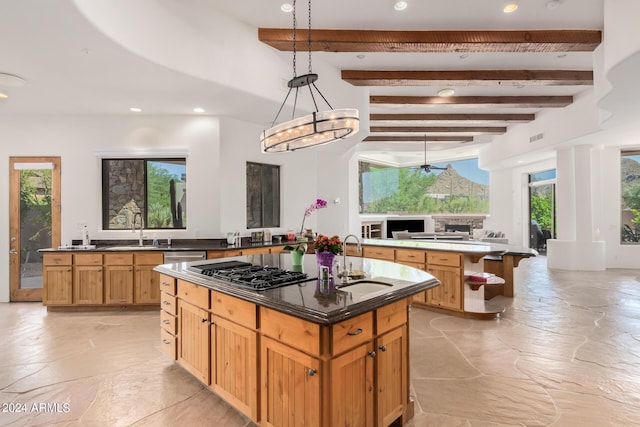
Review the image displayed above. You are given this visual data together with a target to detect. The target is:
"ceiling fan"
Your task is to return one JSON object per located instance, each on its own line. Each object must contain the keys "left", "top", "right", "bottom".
{"left": 419, "top": 137, "right": 447, "bottom": 173}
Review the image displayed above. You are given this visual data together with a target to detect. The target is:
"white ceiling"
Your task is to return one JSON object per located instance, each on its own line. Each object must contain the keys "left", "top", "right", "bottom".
{"left": 0, "top": 0, "right": 605, "bottom": 165}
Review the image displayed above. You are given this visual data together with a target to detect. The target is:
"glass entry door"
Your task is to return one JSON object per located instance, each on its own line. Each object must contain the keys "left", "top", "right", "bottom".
{"left": 9, "top": 157, "right": 61, "bottom": 301}
{"left": 528, "top": 170, "right": 556, "bottom": 254}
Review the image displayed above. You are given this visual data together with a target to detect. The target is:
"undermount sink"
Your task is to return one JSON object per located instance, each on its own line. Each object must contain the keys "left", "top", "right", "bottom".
{"left": 337, "top": 279, "right": 393, "bottom": 295}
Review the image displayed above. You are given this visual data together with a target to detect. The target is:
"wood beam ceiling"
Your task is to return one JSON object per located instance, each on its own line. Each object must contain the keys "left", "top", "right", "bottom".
{"left": 258, "top": 29, "right": 602, "bottom": 53}
{"left": 370, "top": 113, "right": 535, "bottom": 122}
{"left": 370, "top": 95, "right": 573, "bottom": 108}
{"left": 342, "top": 70, "right": 594, "bottom": 86}
{"left": 370, "top": 126, "right": 507, "bottom": 134}
{"left": 363, "top": 136, "right": 474, "bottom": 143}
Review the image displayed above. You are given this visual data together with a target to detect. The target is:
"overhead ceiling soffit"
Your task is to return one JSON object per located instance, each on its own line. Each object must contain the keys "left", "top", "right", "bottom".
{"left": 342, "top": 70, "right": 594, "bottom": 86}
{"left": 258, "top": 29, "right": 602, "bottom": 53}
{"left": 370, "top": 126, "right": 507, "bottom": 134}
{"left": 363, "top": 136, "right": 474, "bottom": 142}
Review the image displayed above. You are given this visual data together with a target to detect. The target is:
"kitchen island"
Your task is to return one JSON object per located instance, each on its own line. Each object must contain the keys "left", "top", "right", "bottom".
{"left": 155, "top": 253, "right": 439, "bottom": 427}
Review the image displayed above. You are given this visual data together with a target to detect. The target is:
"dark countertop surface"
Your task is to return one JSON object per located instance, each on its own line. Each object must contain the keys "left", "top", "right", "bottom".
{"left": 40, "top": 237, "right": 535, "bottom": 257}
{"left": 155, "top": 253, "right": 439, "bottom": 325}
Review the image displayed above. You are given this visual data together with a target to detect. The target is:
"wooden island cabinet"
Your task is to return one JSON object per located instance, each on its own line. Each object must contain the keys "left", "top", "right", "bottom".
{"left": 155, "top": 254, "right": 437, "bottom": 427}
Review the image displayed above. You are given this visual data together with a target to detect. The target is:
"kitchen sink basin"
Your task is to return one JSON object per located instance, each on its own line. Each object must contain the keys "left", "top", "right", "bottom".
{"left": 337, "top": 279, "right": 393, "bottom": 295}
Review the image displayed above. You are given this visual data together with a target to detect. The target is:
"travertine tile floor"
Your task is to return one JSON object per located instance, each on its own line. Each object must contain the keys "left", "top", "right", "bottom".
{"left": 2, "top": 256, "right": 640, "bottom": 426}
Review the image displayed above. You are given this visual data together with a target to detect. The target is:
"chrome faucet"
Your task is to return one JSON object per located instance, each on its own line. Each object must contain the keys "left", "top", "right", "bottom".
{"left": 132, "top": 211, "right": 145, "bottom": 246}
{"left": 339, "top": 234, "right": 362, "bottom": 283}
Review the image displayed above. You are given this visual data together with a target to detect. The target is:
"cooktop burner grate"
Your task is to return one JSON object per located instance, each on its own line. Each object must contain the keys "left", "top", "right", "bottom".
{"left": 187, "top": 261, "right": 312, "bottom": 290}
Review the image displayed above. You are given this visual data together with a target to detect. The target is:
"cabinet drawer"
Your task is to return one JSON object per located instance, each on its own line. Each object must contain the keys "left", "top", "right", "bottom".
{"left": 211, "top": 291, "right": 256, "bottom": 329}
{"left": 376, "top": 299, "right": 408, "bottom": 335}
{"left": 261, "top": 307, "right": 321, "bottom": 356}
{"left": 207, "top": 251, "right": 226, "bottom": 259}
{"left": 395, "top": 249, "right": 426, "bottom": 264}
{"left": 160, "top": 328, "right": 177, "bottom": 360}
{"left": 224, "top": 250, "right": 243, "bottom": 257}
{"left": 427, "top": 251, "right": 461, "bottom": 267}
{"left": 161, "top": 292, "right": 177, "bottom": 316}
{"left": 331, "top": 312, "right": 373, "bottom": 356}
{"left": 135, "top": 252, "right": 163, "bottom": 265}
{"left": 177, "top": 280, "right": 209, "bottom": 309}
{"left": 159, "top": 274, "right": 176, "bottom": 295}
{"left": 161, "top": 309, "right": 177, "bottom": 335}
{"left": 104, "top": 253, "right": 134, "bottom": 265}
{"left": 43, "top": 253, "right": 72, "bottom": 266}
{"left": 74, "top": 253, "right": 102, "bottom": 265}
{"left": 362, "top": 246, "right": 395, "bottom": 261}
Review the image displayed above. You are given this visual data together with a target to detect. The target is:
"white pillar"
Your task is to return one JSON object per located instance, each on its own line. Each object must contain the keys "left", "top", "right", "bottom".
{"left": 547, "top": 145, "right": 606, "bottom": 270}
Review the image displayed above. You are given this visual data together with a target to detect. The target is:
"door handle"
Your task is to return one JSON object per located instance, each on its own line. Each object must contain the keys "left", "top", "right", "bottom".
{"left": 9, "top": 248, "right": 17, "bottom": 254}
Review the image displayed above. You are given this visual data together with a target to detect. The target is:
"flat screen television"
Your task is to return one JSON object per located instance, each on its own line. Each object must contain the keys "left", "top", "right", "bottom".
{"left": 386, "top": 219, "right": 424, "bottom": 238}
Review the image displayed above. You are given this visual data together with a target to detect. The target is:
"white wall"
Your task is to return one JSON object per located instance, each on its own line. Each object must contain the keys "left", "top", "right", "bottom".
{"left": 0, "top": 114, "right": 325, "bottom": 302}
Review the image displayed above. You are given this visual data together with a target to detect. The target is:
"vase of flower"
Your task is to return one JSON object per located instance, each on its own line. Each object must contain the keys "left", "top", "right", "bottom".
{"left": 290, "top": 249, "right": 304, "bottom": 267}
{"left": 313, "top": 234, "right": 342, "bottom": 276}
{"left": 315, "top": 250, "right": 336, "bottom": 271}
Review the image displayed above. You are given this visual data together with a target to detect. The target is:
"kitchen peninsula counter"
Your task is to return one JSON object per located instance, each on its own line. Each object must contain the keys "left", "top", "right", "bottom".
{"left": 156, "top": 253, "right": 438, "bottom": 426}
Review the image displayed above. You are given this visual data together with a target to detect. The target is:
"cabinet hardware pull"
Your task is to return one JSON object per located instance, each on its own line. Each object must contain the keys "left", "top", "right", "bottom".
{"left": 347, "top": 328, "right": 363, "bottom": 336}
{"left": 162, "top": 282, "right": 169, "bottom": 286}
{"left": 201, "top": 318, "right": 207, "bottom": 323}
{"left": 128, "top": 269, "right": 133, "bottom": 272}
{"left": 368, "top": 351, "right": 376, "bottom": 358}
{"left": 162, "top": 320, "right": 170, "bottom": 324}
{"left": 439, "top": 258, "right": 448, "bottom": 262}
{"left": 208, "top": 321, "right": 215, "bottom": 326}
{"left": 162, "top": 339, "right": 170, "bottom": 344}
{"left": 162, "top": 301, "right": 170, "bottom": 305}
{"left": 379, "top": 345, "right": 387, "bottom": 352}
{"left": 308, "top": 369, "right": 317, "bottom": 376}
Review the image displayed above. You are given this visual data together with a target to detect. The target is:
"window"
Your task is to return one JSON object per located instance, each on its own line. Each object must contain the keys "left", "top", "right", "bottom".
{"left": 621, "top": 150, "right": 640, "bottom": 244}
{"left": 246, "top": 162, "right": 280, "bottom": 229}
{"left": 359, "top": 158, "right": 489, "bottom": 214}
{"left": 102, "top": 158, "right": 186, "bottom": 230}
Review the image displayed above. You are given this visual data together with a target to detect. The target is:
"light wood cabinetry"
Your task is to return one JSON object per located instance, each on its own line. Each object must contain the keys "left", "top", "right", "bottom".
{"left": 376, "top": 326, "right": 408, "bottom": 427}
{"left": 159, "top": 274, "right": 177, "bottom": 360}
{"left": 134, "top": 253, "right": 163, "bottom": 304}
{"left": 178, "top": 299, "right": 210, "bottom": 384}
{"left": 426, "top": 264, "right": 462, "bottom": 311}
{"left": 207, "top": 245, "right": 284, "bottom": 259}
{"left": 43, "top": 250, "right": 164, "bottom": 309}
{"left": 261, "top": 335, "right": 321, "bottom": 427}
{"left": 362, "top": 246, "right": 395, "bottom": 261}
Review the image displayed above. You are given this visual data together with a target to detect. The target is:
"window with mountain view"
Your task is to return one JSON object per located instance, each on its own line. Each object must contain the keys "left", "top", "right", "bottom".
{"left": 621, "top": 150, "right": 640, "bottom": 244}
{"left": 359, "top": 158, "right": 489, "bottom": 214}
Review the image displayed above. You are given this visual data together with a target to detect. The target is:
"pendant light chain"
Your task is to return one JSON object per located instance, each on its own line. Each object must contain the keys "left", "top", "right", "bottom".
{"left": 308, "top": 0, "right": 312, "bottom": 74}
{"left": 292, "top": 0, "right": 297, "bottom": 78}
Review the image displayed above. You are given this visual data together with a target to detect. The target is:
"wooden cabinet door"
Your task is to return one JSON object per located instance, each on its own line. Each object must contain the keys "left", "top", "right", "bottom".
{"left": 211, "top": 315, "right": 258, "bottom": 420}
{"left": 178, "top": 300, "right": 210, "bottom": 384}
{"left": 134, "top": 264, "right": 160, "bottom": 304}
{"left": 261, "top": 336, "right": 321, "bottom": 427}
{"left": 104, "top": 266, "right": 134, "bottom": 304}
{"left": 73, "top": 265, "right": 103, "bottom": 304}
{"left": 330, "top": 343, "right": 375, "bottom": 427}
{"left": 43, "top": 266, "right": 72, "bottom": 305}
{"left": 427, "top": 264, "right": 462, "bottom": 311}
{"left": 376, "top": 326, "right": 407, "bottom": 427}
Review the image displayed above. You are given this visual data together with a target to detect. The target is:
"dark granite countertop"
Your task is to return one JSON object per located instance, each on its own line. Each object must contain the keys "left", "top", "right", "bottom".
{"left": 155, "top": 253, "right": 439, "bottom": 325}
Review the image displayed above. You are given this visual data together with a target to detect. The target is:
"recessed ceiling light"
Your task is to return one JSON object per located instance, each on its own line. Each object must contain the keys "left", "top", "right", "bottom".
{"left": 546, "top": 0, "right": 560, "bottom": 10}
{"left": 280, "top": 3, "right": 293, "bottom": 12}
{"left": 193, "top": 107, "right": 205, "bottom": 113}
{"left": 0, "top": 92, "right": 8, "bottom": 99}
{"left": 394, "top": 1, "right": 408, "bottom": 11}
{"left": 503, "top": 3, "right": 518, "bottom": 13}
{"left": 437, "top": 88, "right": 456, "bottom": 97}
{"left": 129, "top": 107, "right": 142, "bottom": 112}
{"left": 0, "top": 73, "right": 26, "bottom": 87}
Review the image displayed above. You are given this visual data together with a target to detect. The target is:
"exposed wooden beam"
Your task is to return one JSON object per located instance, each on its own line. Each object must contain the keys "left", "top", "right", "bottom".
{"left": 370, "top": 113, "right": 535, "bottom": 122}
{"left": 363, "top": 136, "right": 474, "bottom": 143}
{"left": 342, "top": 70, "right": 593, "bottom": 86}
{"left": 370, "top": 95, "right": 573, "bottom": 108}
{"left": 370, "top": 126, "right": 507, "bottom": 134}
{"left": 258, "top": 29, "right": 602, "bottom": 53}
